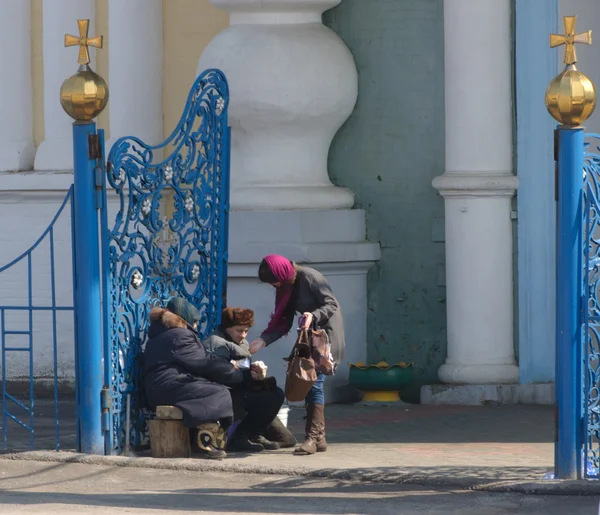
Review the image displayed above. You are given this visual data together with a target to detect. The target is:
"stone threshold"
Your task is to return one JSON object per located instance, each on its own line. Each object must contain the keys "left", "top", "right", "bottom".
{"left": 420, "top": 383, "right": 555, "bottom": 406}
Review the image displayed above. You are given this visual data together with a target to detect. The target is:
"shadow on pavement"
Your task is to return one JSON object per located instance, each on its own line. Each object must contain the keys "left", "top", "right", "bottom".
{"left": 0, "top": 476, "right": 598, "bottom": 515}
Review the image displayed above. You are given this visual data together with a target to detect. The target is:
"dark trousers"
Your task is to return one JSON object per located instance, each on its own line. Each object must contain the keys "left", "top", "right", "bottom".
{"left": 230, "top": 387, "right": 284, "bottom": 438}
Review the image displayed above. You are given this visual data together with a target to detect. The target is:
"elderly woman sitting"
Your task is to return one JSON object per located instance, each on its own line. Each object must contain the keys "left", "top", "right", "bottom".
{"left": 203, "top": 307, "right": 296, "bottom": 451}
{"left": 144, "top": 297, "right": 253, "bottom": 460}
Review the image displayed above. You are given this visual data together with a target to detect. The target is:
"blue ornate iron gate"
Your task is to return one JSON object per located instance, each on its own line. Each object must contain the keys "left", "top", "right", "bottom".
{"left": 0, "top": 187, "right": 76, "bottom": 451}
{"left": 101, "top": 69, "right": 230, "bottom": 454}
{"left": 583, "top": 133, "right": 600, "bottom": 478}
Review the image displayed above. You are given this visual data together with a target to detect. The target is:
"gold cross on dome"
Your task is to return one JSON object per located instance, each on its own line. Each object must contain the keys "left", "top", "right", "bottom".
{"left": 64, "top": 19, "right": 103, "bottom": 66}
{"left": 550, "top": 16, "right": 592, "bottom": 65}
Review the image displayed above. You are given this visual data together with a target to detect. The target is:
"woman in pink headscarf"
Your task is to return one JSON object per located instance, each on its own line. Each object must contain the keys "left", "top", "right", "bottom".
{"left": 249, "top": 254, "right": 345, "bottom": 456}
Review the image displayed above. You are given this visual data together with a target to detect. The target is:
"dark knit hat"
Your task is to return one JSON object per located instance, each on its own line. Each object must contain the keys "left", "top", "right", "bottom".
{"left": 221, "top": 307, "right": 254, "bottom": 329}
{"left": 166, "top": 297, "right": 201, "bottom": 327}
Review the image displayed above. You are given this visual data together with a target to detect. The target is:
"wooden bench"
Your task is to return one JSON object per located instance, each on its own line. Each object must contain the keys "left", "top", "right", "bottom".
{"left": 148, "top": 405, "right": 191, "bottom": 458}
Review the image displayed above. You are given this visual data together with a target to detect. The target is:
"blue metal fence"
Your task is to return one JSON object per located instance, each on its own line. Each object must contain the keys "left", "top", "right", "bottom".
{"left": 0, "top": 186, "right": 75, "bottom": 451}
{"left": 583, "top": 133, "right": 600, "bottom": 478}
{"left": 101, "top": 69, "right": 231, "bottom": 454}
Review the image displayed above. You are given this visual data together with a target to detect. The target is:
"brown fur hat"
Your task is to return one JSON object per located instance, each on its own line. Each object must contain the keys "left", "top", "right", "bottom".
{"left": 221, "top": 307, "right": 254, "bottom": 329}
{"left": 149, "top": 307, "right": 188, "bottom": 329}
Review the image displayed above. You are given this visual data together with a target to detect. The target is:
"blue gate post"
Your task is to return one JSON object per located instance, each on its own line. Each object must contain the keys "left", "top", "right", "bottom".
{"left": 546, "top": 15, "right": 596, "bottom": 479}
{"left": 555, "top": 127, "right": 585, "bottom": 479}
{"left": 71, "top": 123, "right": 104, "bottom": 454}
{"left": 60, "top": 20, "right": 110, "bottom": 454}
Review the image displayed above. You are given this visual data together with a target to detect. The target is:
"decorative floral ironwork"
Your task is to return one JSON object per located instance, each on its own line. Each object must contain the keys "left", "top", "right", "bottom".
{"left": 216, "top": 97, "right": 225, "bottom": 115}
{"left": 583, "top": 133, "right": 600, "bottom": 477}
{"left": 141, "top": 199, "right": 151, "bottom": 217}
{"left": 130, "top": 270, "right": 144, "bottom": 289}
{"left": 101, "top": 69, "right": 231, "bottom": 454}
{"left": 184, "top": 196, "right": 194, "bottom": 213}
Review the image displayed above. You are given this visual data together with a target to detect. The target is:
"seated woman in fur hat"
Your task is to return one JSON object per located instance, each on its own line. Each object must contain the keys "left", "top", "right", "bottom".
{"left": 203, "top": 307, "right": 297, "bottom": 450}
{"left": 203, "top": 308, "right": 255, "bottom": 362}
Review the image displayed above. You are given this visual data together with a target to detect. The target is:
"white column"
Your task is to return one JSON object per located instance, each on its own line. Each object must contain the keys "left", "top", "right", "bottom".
{"left": 35, "top": 0, "right": 95, "bottom": 171}
{"left": 106, "top": 0, "right": 163, "bottom": 150}
{"left": 198, "top": 0, "right": 356, "bottom": 211}
{"left": 0, "top": 0, "right": 34, "bottom": 171}
{"left": 432, "top": 0, "right": 519, "bottom": 384}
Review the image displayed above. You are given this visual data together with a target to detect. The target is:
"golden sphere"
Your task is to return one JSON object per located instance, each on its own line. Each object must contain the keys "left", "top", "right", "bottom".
{"left": 60, "top": 65, "right": 109, "bottom": 122}
{"left": 545, "top": 64, "right": 596, "bottom": 126}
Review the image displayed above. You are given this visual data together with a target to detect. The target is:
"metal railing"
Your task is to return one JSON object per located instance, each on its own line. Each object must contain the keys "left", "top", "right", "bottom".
{"left": 0, "top": 186, "right": 75, "bottom": 451}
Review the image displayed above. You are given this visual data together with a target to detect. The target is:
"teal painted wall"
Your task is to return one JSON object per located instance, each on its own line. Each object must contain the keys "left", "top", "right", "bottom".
{"left": 324, "top": 0, "right": 446, "bottom": 389}
{"left": 515, "top": 0, "right": 557, "bottom": 383}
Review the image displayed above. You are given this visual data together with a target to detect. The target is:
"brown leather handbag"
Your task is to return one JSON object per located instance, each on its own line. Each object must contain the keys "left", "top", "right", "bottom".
{"left": 310, "top": 328, "right": 336, "bottom": 376}
{"left": 284, "top": 328, "right": 317, "bottom": 402}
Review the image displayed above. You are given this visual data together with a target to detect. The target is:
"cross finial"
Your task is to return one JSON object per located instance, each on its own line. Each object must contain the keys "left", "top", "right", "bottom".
{"left": 64, "top": 19, "right": 103, "bottom": 66}
{"left": 550, "top": 16, "right": 592, "bottom": 65}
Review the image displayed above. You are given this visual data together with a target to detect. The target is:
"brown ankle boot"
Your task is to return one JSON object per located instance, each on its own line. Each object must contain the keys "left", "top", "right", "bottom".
{"left": 294, "top": 403, "right": 324, "bottom": 456}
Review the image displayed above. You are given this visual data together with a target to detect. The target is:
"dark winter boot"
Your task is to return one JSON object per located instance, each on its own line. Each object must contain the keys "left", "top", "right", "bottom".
{"left": 227, "top": 430, "right": 264, "bottom": 453}
{"left": 263, "top": 416, "right": 297, "bottom": 449}
{"left": 250, "top": 435, "right": 280, "bottom": 450}
{"left": 193, "top": 422, "right": 227, "bottom": 460}
{"left": 293, "top": 403, "right": 324, "bottom": 456}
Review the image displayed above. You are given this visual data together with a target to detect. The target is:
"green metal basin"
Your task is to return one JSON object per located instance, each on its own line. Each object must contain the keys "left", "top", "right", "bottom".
{"left": 348, "top": 361, "right": 414, "bottom": 391}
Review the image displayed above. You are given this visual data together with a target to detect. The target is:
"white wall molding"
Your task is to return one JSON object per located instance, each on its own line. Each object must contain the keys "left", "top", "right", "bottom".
{"left": 433, "top": 173, "right": 519, "bottom": 198}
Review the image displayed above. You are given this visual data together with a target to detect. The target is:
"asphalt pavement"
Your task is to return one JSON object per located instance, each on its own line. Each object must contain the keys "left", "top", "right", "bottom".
{"left": 1, "top": 460, "right": 599, "bottom": 515}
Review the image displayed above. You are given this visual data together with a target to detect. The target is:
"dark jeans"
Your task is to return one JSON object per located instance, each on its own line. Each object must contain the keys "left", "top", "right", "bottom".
{"left": 230, "top": 386, "right": 285, "bottom": 438}
{"left": 305, "top": 373, "right": 326, "bottom": 404}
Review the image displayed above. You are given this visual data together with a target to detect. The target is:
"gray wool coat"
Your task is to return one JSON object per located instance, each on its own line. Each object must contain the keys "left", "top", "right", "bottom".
{"left": 202, "top": 327, "right": 253, "bottom": 361}
{"left": 260, "top": 265, "right": 345, "bottom": 363}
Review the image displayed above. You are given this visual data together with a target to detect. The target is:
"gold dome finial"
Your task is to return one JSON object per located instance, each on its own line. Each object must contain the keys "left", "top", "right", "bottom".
{"left": 60, "top": 19, "right": 109, "bottom": 122}
{"left": 545, "top": 16, "right": 596, "bottom": 127}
